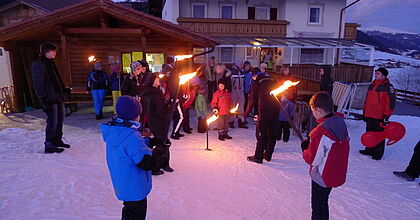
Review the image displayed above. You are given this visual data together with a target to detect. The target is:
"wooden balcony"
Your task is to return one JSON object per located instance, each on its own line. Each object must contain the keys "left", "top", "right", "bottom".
{"left": 177, "top": 17, "right": 289, "bottom": 37}
{"left": 344, "top": 23, "right": 360, "bottom": 40}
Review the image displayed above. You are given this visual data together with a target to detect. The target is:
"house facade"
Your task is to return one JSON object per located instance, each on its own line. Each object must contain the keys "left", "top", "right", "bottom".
{"left": 163, "top": 0, "right": 373, "bottom": 69}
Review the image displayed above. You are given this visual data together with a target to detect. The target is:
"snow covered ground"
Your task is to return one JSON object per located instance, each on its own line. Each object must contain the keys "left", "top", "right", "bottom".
{"left": 374, "top": 51, "right": 420, "bottom": 93}
{"left": 0, "top": 108, "right": 419, "bottom": 220}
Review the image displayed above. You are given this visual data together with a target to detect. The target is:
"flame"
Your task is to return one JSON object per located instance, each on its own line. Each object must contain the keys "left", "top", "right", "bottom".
{"left": 88, "top": 56, "right": 96, "bottom": 62}
{"left": 179, "top": 71, "right": 197, "bottom": 85}
{"left": 206, "top": 114, "right": 219, "bottom": 125}
{"left": 175, "top": 55, "right": 193, "bottom": 61}
{"left": 230, "top": 103, "right": 239, "bottom": 113}
{"left": 158, "top": 74, "right": 165, "bottom": 79}
{"left": 270, "top": 80, "right": 300, "bottom": 96}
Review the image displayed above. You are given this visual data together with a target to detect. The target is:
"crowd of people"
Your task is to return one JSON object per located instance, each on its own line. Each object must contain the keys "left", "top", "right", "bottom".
{"left": 30, "top": 42, "right": 419, "bottom": 220}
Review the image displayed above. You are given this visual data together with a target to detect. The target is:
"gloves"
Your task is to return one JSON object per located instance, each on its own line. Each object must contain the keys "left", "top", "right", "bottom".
{"left": 253, "top": 115, "right": 258, "bottom": 122}
{"left": 301, "top": 138, "right": 310, "bottom": 152}
{"left": 213, "top": 109, "right": 219, "bottom": 115}
{"left": 382, "top": 115, "right": 389, "bottom": 125}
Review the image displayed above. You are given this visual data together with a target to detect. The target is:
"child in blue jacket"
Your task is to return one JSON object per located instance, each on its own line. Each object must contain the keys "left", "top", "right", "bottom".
{"left": 100, "top": 96, "right": 153, "bottom": 220}
{"left": 277, "top": 93, "right": 295, "bottom": 142}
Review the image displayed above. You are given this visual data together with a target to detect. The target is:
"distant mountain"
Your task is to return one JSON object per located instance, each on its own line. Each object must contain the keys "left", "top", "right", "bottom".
{"left": 356, "top": 30, "right": 420, "bottom": 59}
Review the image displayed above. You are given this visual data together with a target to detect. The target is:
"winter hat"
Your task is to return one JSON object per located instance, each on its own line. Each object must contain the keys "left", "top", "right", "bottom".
{"left": 244, "top": 60, "right": 251, "bottom": 66}
{"left": 116, "top": 96, "right": 142, "bottom": 120}
{"left": 217, "top": 79, "right": 227, "bottom": 87}
{"left": 130, "top": 61, "right": 142, "bottom": 74}
{"left": 40, "top": 42, "right": 57, "bottom": 54}
{"left": 375, "top": 67, "right": 389, "bottom": 77}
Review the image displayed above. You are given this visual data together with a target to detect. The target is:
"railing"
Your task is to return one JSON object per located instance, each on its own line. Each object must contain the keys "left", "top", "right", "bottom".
{"left": 177, "top": 17, "right": 289, "bottom": 37}
{"left": 395, "top": 89, "right": 420, "bottom": 105}
{"left": 0, "top": 86, "right": 15, "bottom": 113}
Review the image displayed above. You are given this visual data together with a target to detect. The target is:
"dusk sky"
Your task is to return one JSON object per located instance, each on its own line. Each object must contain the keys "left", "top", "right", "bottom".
{"left": 346, "top": 0, "right": 420, "bottom": 34}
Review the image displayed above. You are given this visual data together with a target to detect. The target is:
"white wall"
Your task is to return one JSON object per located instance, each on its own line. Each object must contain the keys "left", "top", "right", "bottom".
{"left": 179, "top": 0, "right": 283, "bottom": 19}
{"left": 0, "top": 48, "right": 13, "bottom": 88}
{"left": 162, "top": 0, "right": 180, "bottom": 24}
{"left": 285, "top": 0, "right": 346, "bottom": 38}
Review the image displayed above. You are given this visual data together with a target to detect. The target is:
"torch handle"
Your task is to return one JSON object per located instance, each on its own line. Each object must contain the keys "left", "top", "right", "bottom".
{"left": 273, "top": 95, "right": 304, "bottom": 142}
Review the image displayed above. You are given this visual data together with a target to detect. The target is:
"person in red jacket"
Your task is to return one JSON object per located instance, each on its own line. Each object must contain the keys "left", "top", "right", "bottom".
{"left": 360, "top": 67, "right": 396, "bottom": 160}
{"left": 301, "top": 92, "right": 350, "bottom": 220}
{"left": 211, "top": 79, "right": 232, "bottom": 141}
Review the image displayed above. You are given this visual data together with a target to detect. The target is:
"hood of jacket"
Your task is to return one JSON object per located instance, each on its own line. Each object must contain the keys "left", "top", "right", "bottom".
{"left": 100, "top": 124, "right": 137, "bottom": 148}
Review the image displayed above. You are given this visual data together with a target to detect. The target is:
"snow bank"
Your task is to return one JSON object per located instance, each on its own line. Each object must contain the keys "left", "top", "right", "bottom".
{"left": 0, "top": 114, "right": 419, "bottom": 219}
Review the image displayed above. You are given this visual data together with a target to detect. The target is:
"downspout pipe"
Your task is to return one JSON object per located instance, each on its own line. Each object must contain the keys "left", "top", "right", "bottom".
{"left": 338, "top": 0, "right": 360, "bottom": 39}
{"left": 336, "top": 0, "right": 360, "bottom": 65}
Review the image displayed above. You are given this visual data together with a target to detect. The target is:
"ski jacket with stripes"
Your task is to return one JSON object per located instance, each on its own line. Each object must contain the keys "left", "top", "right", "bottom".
{"left": 302, "top": 113, "right": 350, "bottom": 188}
{"left": 363, "top": 78, "right": 396, "bottom": 119}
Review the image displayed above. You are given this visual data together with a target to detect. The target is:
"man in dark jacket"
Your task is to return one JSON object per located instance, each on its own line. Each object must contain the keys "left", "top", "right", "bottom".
{"left": 244, "top": 72, "right": 280, "bottom": 163}
{"left": 142, "top": 73, "right": 174, "bottom": 175}
{"left": 393, "top": 140, "right": 420, "bottom": 183}
{"left": 31, "top": 42, "right": 70, "bottom": 153}
{"left": 87, "top": 62, "right": 108, "bottom": 119}
{"left": 360, "top": 67, "right": 396, "bottom": 160}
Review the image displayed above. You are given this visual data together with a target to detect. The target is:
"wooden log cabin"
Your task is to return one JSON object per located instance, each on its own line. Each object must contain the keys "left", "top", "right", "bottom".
{"left": 0, "top": 0, "right": 218, "bottom": 112}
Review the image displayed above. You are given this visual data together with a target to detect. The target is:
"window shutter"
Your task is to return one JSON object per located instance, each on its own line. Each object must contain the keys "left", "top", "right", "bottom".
{"left": 248, "top": 7, "right": 255, "bottom": 19}
{"left": 270, "top": 8, "right": 277, "bottom": 20}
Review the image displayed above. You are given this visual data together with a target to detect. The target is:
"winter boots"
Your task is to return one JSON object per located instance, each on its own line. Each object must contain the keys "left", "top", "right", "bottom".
{"left": 224, "top": 133, "right": 232, "bottom": 139}
{"left": 218, "top": 132, "right": 225, "bottom": 141}
{"left": 229, "top": 121, "right": 235, "bottom": 128}
{"left": 96, "top": 111, "right": 103, "bottom": 120}
{"left": 247, "top": 155, "right": 263, "bottom": 164}
{"left": 55, "top": 141, "right": 71, "bottom": 148}
{"left": 44, "top": 142, "right": 64, "bottom": 153}
{"left": 393, "top": 171, "right": 415, "bottom": 181}
{"left": 238, "top": 119, "right": 248, "bottom": 129}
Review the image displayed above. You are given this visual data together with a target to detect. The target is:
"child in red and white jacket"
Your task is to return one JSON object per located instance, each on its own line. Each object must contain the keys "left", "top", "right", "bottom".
{"left": 301, "top": 92, "right": 350, "bottom": 220}
{"left": 211, "top": 79, "right": 232, "bottom": 141}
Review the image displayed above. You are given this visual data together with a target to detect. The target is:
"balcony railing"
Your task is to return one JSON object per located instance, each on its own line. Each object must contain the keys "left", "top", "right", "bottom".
{"left": 177, "top": 17, "right": 289, "bottom": 37}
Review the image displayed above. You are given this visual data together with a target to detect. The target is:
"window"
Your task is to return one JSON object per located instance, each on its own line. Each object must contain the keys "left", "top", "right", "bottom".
{"left": 146, "top": 53, "right": 164, "bottom": 73}
{"left": 0, "top": 48, "right": 3, "bottom": 56}
{"left": 192, "top": 3, "right": 207, "bottom": 18}
{"left": 300, "top": 49, "right": 324, "bottom": 63}
{"left": 122, "top": 52, "right": 144, "bottom": 74}
{"left": 308, "top": 6, "right": 322, "bottom": 24}
{"left": 220, "top": 4, "right": 234, "bottom": 19}
{"left": 220, "top": 47, "right": 233, "bottom": 63}
{"left": 255, "top": 7, "right": 269, "bottom": 20}
{"left": 246, "top": 47, "right": 252, "bottom": 57}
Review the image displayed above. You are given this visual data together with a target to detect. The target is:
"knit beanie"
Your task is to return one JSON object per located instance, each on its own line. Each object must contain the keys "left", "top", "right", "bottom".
{"left": 375, "top": 67, "right": 389, "bottom": 77}
{"left": 40, "top": 42, "right": 57, "bottom": 54}
{"left": 116, "top": 96, "right": 142, "bottom": 120}
{"left": 130, "top": 61, "right": 142, "bottom": 74}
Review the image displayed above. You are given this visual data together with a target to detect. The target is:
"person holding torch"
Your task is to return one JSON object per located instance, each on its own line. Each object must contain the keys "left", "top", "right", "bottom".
{"left": 244, "top": 72, "right": 279, "bottom": 163}
{"left": 211, "top": 79, "right": 233, "bottom": 141}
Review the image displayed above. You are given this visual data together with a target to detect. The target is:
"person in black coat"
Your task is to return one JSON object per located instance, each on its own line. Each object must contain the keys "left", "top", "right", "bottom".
{"left": 244, "top": 72, "right": 280, "bottom": 163}
{"left": 87, "top": 62, "right": 109, "bottom": 119}
{"left": 121, "top": 60, "right": 147, "bottom": 98}
{"left": 320, "top": 66, "right": 334, "bottom": 95}
{"left": 142, "top": 73, "right": 174, "bottom": 175}
{"left": 393, "top": 140, "right": 420, "bottom": 183}
{"left": 31, "top": 42, "right": 70, "bottom": 153}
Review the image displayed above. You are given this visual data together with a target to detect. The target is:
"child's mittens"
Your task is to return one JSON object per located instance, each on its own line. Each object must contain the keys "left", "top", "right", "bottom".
{"left": 301, "top": 138, "right": 310, "bottom": 152}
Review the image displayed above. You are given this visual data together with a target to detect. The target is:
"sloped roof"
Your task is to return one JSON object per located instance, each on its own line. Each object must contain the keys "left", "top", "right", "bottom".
{"left": 0, "top": 0, "right": 218, "bottom": 47}
{"left": 0, "top": 0, "right": 85, "bottom": 12}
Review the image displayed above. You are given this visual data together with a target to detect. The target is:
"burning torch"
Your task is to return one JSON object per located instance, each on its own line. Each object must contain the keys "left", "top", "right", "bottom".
{"left": 270, "top": 80, "right": 303, "bottom": 141}
{"left": 205, "top": 104, "right": 239, "bottom": 151}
